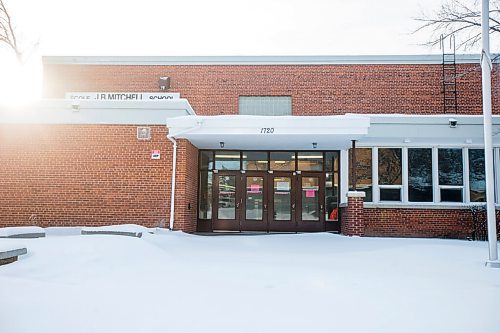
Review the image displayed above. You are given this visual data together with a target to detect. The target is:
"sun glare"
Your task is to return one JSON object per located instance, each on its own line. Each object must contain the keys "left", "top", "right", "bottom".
{"left": 0, "top": 57, "right": 41, "bottom": 107}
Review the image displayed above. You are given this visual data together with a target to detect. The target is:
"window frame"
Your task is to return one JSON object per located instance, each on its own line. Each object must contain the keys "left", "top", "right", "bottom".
{"left": 238, "top": 96, "right": 292, "bottom": 116}
{"left": 437, "top": 147, "right": 465, "bottom": 203}
{"left": 354, "top": 146, "right": 494, "bottom": 206}
{"left": 376, "top": 147, "right": 404, "bottom": 202}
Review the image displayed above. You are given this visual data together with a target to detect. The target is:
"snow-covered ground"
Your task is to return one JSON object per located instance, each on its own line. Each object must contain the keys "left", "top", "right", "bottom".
{"left": 0, "top": 229, "right": 499, "bottom": 333}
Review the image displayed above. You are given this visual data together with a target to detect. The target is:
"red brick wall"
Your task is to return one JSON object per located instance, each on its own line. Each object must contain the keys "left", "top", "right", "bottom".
{"left": 172, "top": 139, "right": 199, "bottom": 233}
{"left": 43, "top": 63, "right": 499, "bottom": 116}
{"left": 0, "top": 124, "right": 175, "bottom": 228}
{"left": 364, "top": 207, "right": 471, "bottom": 239}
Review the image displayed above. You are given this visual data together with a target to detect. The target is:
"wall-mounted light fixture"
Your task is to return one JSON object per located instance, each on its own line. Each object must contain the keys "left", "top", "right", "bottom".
{"left": 71, "top": 101, "right": 80, "bottom": 111}
{"left": 449, "top": 118, "right": 458, "bottom": 128}
{"left": 219, "top": 141, "right": 225, "bottom": 148}
{"left": 312, "top": 142, "right": 318, "bottom": 149}
{"left": 159, "top": 76, "right": 171, "bottom": 91}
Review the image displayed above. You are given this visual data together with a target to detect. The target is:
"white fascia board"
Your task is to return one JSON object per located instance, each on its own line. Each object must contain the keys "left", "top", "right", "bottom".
{"left": 354, "top": 113, "right": 500, "bottom": 126}
{"left": 167, "top": 115, "right": 370, "bottom": 134}
{"left": 42, "top": 54, "right": 489, "bottom": 66}
{"left": 0, "top": 99, "right": 195, "bottom": 125}
{"left": 352, "top": 114, "right": 500, "bottom": 147}
{"left": 167, "top": 115, "right": 370, "bottom": 150}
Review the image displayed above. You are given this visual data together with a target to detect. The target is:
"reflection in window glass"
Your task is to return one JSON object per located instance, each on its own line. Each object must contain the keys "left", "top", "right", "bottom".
{"left": 199, "top": 151, "right": 214, "bottom": 170}
{"left": 380, "top": 188, "right": 401, "bottom": 201}
{"left": 441, "top": 188, "right": 462, "bottom": 202}
{"left": 270, "top": 152, "right": 296, "bottom": 171}
{"left": 297, "top": 152, "right": 323, "bottom": 171}
{"left": 325, "top": 174, "right": 339, "bottom": 221}
{"left": 325, "top": 152, "right": 339, "bottom": 172}
{"left": 438, "top": 148, "right": 463, "bottom": 185}
{"left": 215, "top": 151, "right": 240, "bottom": 170}
{"left": 243, "top": 151, "right": 268, "bottom": 171}
{"left": 301, "top": 177, "right": 320, "bottom": 221}
{"left": 378, "top": 148, "right": 402, "bottom": 185}
{"left": 273, "top": 177, "right": 292, "bottom": 220}
{"left": 469, "top": 149, "right": 486, "bottom": 202}
{"left": 218, "top": 175, "right": 236, "bottom": 219}
{"left": 198, "top": 171, "right": 212, "bottom": 219}
{"left": 408, "top": 148, "right": 433, "bottom": 202}
{"left": 350, "top": 148, "right": 372, "bottom": 201}
{"left": 245, "top": 177, "right": 264, "bottom": 220}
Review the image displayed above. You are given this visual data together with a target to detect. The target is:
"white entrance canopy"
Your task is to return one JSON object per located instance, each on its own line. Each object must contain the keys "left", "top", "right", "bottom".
{"left": 166, "top": 115, "right": 371, "bottom": 150}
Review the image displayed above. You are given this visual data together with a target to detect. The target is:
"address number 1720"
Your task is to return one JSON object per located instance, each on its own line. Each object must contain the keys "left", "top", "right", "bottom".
{"left": 260, "top": 127, "right": 275, "bottom": 134}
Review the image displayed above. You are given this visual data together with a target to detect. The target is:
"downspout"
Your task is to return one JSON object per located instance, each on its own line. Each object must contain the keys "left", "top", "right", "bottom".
{"left": 166, "top": 121, "right": 202, "bottom": 230}
{"left": 166, "top": 135, "right": 178, "bottom": 230}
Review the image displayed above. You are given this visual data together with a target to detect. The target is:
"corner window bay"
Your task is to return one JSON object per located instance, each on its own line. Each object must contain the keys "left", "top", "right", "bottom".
{"left": 352, "top": 147, "right": 487, "bottom": 204}
{"left": 197, "top": 150, "right": 340, "bottom": 233}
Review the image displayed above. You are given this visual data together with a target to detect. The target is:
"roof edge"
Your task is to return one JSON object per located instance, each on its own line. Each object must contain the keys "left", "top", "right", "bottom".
{"left": 41, "top": 54, "right": 494, "bottom": 66}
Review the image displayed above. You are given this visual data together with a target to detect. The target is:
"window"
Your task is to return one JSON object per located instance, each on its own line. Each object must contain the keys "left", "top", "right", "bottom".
{"left": 242, "top": 151, "right": 268, "bottom": 171}
{"left": 438, "top": 148, "right": 463, "bottom": 202}
{"left": 297, "top": 152, "right": 323, "bottom": 171}
{"left": 378, "top": 148, "right": 402, "bottom": 201}
{"left": 270, "top": 152, "right": 296, "bottom": 171}
{"left": 215, "top": 151, "right": 240, "bottom": 170}
{"left": 408, "top": 148, "right": 433, "bottom": 202}
{"left": 349, "top": 148, "right": 373, "bottom": 202}
{"left": 239, "top": 96, "right": 292, "bottom": 116}
{"left": 469, "top": 149, "right": 485, "bottom": 202}
{"left": 352, "top": 146, "right": 491, "bottom": 205}
{"left": 325, "top": 152, "right": 340, "bottom": 221}
{"left": 199, "top": 151, "right": 214, "bottom": 170}
{"left": 198, "top": 171, "right": 213, "bottom": 219}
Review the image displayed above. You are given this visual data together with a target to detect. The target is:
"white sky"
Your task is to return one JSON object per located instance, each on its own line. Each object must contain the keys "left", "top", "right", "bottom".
{"left": 0, "top": 0, "right": 496, "bottom": 103}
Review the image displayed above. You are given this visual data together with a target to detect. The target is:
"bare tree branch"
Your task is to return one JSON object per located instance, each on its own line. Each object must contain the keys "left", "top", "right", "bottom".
{"left": 0, "top": 0, "right": 22, "bottom": 62}
{"left": 413, "top": 0, "right": 500, "bottom": 51}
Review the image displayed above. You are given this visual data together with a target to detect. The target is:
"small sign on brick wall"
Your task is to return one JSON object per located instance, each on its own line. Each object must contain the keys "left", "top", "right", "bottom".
{"left": 137, "top": 127, "right": 151, "bottom": 140}
{"left": 151, "top": 150, "right": 161, "bottom": 160}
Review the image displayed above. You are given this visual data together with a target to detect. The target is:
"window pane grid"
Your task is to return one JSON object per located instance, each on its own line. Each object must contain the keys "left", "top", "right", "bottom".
{"left": 239, "top": 96, "right": 292, "bottom": 116}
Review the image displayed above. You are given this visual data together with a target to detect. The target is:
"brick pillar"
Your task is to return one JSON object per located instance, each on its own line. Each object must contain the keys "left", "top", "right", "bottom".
{"left": 342, "top": 191, "right": 366, "bottom": 236}
{"left": 172, "top": 139, "right": 199, "bottom": 233}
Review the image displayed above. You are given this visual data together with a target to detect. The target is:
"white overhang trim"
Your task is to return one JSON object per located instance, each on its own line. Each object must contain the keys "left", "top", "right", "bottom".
{"left": 349, "top": 114, "right": 500, "bottom": 147}
{"left": 0, "top": 99, "right": 195, "bottom": 125}
{"left": 166, "top": 115, "right": 370, "bottom": 150}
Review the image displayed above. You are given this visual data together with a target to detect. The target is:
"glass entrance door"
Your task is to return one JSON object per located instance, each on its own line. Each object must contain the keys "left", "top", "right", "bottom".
{"left": 202, "top": 150, "right": 337, "bottom": 233}
{"left": 297, "top": 173, "right": 325, "bottom": 231}
{"left": 268, "top": 173, "right": 296, "bottom": 232}
{"left": 240, "top": 173, "right": 268, "bottom": 231}
{"left": 212, "top": 172, "right": 241, "bottom": 231}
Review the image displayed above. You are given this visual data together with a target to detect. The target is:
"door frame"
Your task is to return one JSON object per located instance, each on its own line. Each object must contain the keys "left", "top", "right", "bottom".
{"left": 268, "top": 172, "right": 297, "bottom": 232}
{"left": 240, "top": 172, "right": 269, "bottom": 231}
{"left": 212, "top": 171, "right": 241, "bottom": 231}
{"left": 296, "top": 172, "right": 325, "bottom": 232}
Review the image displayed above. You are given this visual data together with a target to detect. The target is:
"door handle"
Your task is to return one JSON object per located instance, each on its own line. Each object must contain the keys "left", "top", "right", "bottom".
{"left": 264, "top": 204, "right": 268, "bottom": 210}
{"left": 320, "top": 204, "right": 324, "bottom": 211}
{"left": 292, "top": 203, "right": 296, "bottom": 209}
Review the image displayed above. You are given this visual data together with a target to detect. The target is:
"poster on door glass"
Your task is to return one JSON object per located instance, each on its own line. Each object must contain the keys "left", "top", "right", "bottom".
{"left": 276, "top": 181, "right": 290, "bottom": 191}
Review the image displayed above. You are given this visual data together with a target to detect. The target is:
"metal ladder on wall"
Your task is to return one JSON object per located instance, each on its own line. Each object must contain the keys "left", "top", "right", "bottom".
{"left": 441, "top": 35, "right": 458, "bottom": 114}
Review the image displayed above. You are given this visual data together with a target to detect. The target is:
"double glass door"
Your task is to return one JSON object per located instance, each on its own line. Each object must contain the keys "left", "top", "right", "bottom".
{"left": 212, "top": 171, "right": 325, "bottom": 232}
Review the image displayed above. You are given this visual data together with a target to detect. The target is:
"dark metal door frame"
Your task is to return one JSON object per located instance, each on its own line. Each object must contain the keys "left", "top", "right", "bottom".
{"left": 268, "top": 172, "right": 297, "bottom": 232}
{"left": 240, "top": 172, "right": 268, "bottom": 231}
{"left": 296, "top": 172, "right": 325, "bottom": 232}
{"left": 212, "top": 171, "right": 241, "bottom": 231}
